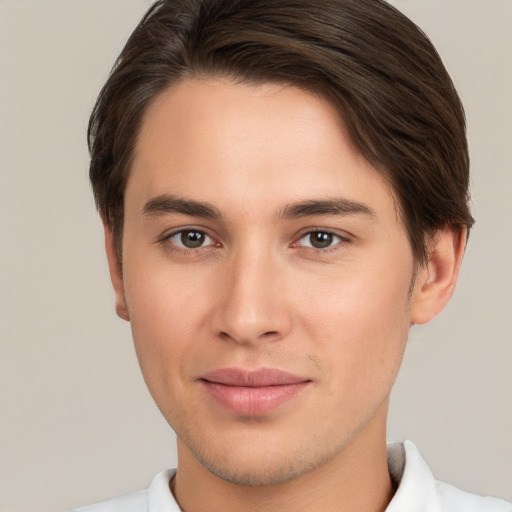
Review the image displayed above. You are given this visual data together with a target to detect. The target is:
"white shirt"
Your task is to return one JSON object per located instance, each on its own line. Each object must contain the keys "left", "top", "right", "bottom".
{"left": 71, "top": 440, "right": 511, "bottom": 511}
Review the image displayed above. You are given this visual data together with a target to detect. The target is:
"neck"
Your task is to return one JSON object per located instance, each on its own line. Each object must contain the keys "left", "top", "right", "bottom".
{"left": 171, "top": 403, "right": 394, "bottom": 512}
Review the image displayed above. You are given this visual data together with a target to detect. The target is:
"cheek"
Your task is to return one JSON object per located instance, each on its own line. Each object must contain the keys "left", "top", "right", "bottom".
{"left": 125, "top": 255, "right": 212, "bottom": 330}
{"left": 298, "top": 258, "right": 412, "bottom": 388}
{"left": 122, "top": 263, "right": 209, "bottom": 394}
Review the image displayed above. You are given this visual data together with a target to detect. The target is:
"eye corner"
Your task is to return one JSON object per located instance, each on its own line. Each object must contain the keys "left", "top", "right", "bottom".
{"left": 291, "top": 228, "right": 353, "bottom": 253}
{"left": 157, "top": 226, "right": 220, "bottom": 253}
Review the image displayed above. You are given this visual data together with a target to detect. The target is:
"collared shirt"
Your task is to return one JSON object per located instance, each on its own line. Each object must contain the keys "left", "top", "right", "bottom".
{"left": 71, "top": 440, "right": 511, "bottom": 511}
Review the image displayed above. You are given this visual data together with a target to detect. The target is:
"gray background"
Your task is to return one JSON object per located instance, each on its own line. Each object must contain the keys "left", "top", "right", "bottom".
{"left": 1, "top": 1, "right": 510, "bottom": 511}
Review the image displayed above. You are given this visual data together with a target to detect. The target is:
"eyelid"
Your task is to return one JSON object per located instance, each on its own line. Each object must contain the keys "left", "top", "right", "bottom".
{"left": 158, "top": 226, "right": 220, "bottom": 250}
{"left": 156, "top": 225, "right": 351, "bottom": 252}
{"left": 292, "top": 228, "right": 351, "bottom": 250}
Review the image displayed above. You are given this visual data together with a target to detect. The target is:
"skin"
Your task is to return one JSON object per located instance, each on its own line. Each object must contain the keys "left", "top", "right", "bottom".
{"left": 105, "top": 78, "right": 466, "bottom": 512}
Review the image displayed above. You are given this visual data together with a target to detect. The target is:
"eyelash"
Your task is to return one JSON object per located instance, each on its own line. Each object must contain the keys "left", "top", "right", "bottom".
{"left": 158, "top": 228, "right": 349, "bottom": 254}
{"left": 293, "top": 230, "right": 348, "bottom": 253}
{"left": 159, "top": 228, "right": 219, "bottom": 254}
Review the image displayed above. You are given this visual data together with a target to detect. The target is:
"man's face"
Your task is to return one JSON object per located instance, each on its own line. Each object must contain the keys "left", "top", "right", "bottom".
{"left": 117, "top": 78, "right": 419, "bottom": 485}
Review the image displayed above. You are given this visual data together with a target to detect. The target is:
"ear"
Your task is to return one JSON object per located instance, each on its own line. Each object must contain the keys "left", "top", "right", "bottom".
{"left": 410, "top": 227, "right": 467, "bottom": 325}
{"left": 103, "top": 222, "right": 130, "bottom": 321}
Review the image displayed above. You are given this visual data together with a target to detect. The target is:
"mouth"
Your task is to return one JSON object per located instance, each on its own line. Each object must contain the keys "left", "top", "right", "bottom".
{"left": 198, "top": 367, "right": 312, "bottom": 416}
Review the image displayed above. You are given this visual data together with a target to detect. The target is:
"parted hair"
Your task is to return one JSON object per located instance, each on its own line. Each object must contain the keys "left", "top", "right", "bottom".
{"left": 88, "top": 0, "right": 474, "bottom": 263}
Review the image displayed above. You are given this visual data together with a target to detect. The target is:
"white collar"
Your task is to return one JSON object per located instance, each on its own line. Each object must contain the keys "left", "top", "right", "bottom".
{"left": 143, "top": 440, "right": 510, "bottom": 512}
{"left": 386, "top": 440, "right": 440, "bottom": 511}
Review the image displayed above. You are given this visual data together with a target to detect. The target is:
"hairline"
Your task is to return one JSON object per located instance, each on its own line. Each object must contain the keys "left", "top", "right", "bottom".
{"left": 109, "top": 72, "right": 430, "bottom": 266}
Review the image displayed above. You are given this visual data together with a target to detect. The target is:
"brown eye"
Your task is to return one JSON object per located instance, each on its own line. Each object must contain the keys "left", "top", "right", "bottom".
{"left": 167, "top": 229, "right": 214, "bottom": 249}
{"left": 180, "top": 230, "right": 205, "bottom": 248}
{"left": 310, "top": 232, "right": 333, "bottom": 248}
{"left": 298, "top": 231, "right": 342, "bottom": 249}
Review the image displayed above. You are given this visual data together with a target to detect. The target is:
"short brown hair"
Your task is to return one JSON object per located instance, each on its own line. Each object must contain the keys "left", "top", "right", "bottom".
{"left": 89, "top": 0, "right": 474, "bottom": 263}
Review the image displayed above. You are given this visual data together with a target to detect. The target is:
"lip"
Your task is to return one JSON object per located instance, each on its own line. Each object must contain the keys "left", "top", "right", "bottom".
{"left": 199, "top": 367, "right": 311, "bottom": 416}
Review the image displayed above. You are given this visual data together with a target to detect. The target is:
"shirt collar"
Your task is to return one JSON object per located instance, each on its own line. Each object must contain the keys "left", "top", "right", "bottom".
{"left": 386, "top": 440, "right": 440, "bottom": 512}
{"left": 147, "top": 441, "right": 441, "bottom": 512}
{"left": 148, "top": 468, "right": 181, "bottom": 511}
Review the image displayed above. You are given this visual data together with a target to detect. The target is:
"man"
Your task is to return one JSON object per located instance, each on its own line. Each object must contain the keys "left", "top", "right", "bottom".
{"left": 73, "top": 0, "right": 511, "bottom": 510}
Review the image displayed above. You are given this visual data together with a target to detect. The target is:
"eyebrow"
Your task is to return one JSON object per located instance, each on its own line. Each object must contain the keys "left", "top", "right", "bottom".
{"left": 278, "top": 198, "right": 375, "bottom": 219}
{"left": 142, "top": 195, "right": 374, "bottom": 221}
{"left": 142, "top": 195, "right": 221, "bottom": 219}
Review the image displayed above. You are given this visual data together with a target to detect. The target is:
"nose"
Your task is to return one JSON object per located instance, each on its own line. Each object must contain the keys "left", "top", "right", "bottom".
{"left": 211, "top": 246, "right": 292, "bottom": 346}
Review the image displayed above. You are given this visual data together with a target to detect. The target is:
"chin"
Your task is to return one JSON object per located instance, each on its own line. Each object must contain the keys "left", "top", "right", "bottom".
{"left": 180, "top": 427, "right": 340, "bottom": 487}
{"left": 195, "top": 449, "right": 324, "bottom": 487}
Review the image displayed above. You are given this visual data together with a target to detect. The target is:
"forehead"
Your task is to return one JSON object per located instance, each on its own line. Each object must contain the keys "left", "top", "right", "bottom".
{"left": 127, "top": 77, "right": 398, "bottom": 222}
{"left": 135, "top": 77, "right": 350, "bottom": 165}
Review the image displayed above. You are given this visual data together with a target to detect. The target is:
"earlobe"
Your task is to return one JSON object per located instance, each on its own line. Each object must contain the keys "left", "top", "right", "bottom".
{"left": 103, "top": 223, "right": 130, "bottom": 322}
{"left": 410, "top": 227, "right": 467, "bottom": 325}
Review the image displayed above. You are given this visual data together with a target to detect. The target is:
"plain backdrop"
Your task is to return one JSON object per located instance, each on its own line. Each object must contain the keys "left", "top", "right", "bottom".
{"left": 1, "top": 1, "right": 511, "bottom": 511}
